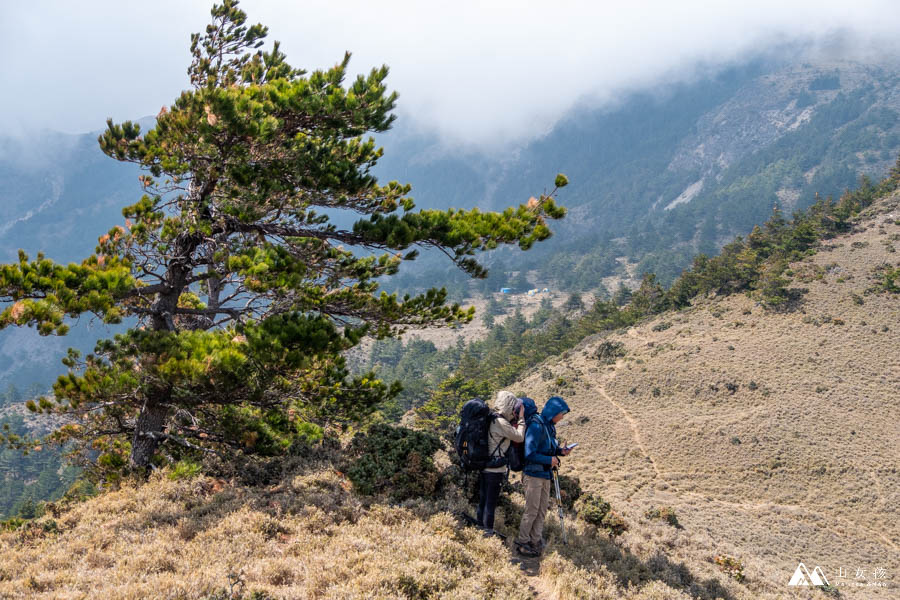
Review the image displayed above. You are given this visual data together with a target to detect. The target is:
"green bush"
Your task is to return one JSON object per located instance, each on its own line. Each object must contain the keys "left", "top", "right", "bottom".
{"left": 345, "top": 424, "right": 442, "bottom": 500}
{"left": 872, "top": 265, "right": 900, "bottom": 293}
{"left": 0, "top": 517, "right": 26, "bottom": 532}
{"left": 594, "top": 340, "right": 626, "bottom": 364}
{"left": 645, "top": 506, "right": 681, "bottom": 528}
{"left": 555, "top": 473, "right": 582, "bottom": 510}
{"left": 575, "top": 493, "right": 627, "bottom": 536}
{"left": 169, "top": 460, "right": 203, "bottom": 480}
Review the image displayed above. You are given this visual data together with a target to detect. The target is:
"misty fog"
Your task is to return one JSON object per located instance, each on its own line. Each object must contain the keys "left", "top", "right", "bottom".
{"left": 2, "top": 1, "right": 900, "bottom": 150}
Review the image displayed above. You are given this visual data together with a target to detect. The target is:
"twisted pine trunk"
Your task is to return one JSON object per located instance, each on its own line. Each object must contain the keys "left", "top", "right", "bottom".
{"left": 129, "top": 400, "right": 170, "bottom": 470}
{"left": 128, "top": 228, "right": 203, "bottom": 470}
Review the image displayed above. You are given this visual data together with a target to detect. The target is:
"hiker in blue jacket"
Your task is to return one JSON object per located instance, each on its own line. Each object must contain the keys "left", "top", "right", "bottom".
{"left": 515, "top": 395, "right": 571, "bottom": 556}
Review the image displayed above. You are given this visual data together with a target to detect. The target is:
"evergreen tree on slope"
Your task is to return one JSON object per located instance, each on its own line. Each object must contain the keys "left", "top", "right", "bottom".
{"left": 0, "top": 1, "right": 566, "bottom": 474}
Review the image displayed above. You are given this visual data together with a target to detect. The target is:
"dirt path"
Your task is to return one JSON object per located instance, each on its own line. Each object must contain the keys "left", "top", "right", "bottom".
{"left": 598, "top": 384, "right": 662, "bottom": 479}
{"left": 511, "top": 555, "right": 555, "bottom": 600}
{"left": 596, "top": 326, "right": 900, "bottom": 556}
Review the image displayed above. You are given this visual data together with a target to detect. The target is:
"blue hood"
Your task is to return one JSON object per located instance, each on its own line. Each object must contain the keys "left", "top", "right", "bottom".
{"left": 541, "top": 396, "right": 569, "bottom": 423}
{"left": 520, "top": 397, "right": 538, "bottom": 419}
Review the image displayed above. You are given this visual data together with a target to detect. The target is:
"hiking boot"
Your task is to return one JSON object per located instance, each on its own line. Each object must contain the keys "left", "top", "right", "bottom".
{"left": 482, "top": 528, "right": 498, "bottom": 538}
{"left": 515, "top": 541, "right": 539, "bottom": 557}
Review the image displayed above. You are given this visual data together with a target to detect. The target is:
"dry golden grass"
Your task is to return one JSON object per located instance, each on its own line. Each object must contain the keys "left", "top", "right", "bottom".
{"left": 0, "top": 465, "right": 533, "bottom": 600}
{"left": 509, "top": 191, "right": 900, "bottom": 598}
{"left": 1, "top": 460, "right": 782, "bottom": 600}
{"left": 0, "top": 460, "right": 756, "bottom": 600}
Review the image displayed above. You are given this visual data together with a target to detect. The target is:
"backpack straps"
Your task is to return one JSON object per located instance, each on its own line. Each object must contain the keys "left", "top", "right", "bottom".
{"left": 488, "top": 413, "right": 512, "bottom": 457}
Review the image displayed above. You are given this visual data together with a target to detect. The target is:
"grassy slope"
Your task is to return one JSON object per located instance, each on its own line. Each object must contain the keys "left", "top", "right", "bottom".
{"left": 511, "top": 190, "right": 900, "bottom": 598}
{"left": 0, "top": 461, "right": 534, "bottom": 600}
{"left": 0, "top": 459, "right": 717, "bottom": 600}
{"left": 0, "top": 196, "right": 897, "bottom": 600}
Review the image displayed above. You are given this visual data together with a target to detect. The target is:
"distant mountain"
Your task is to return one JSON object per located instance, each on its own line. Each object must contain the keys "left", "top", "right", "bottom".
{"left": 0, "top": 129, "right": 139, "bottom": 394}
{"left": 0, "top": 131, "right": 139, "bottom": 261}
{"left": 378, "top": 58, "right": 900, "bottom": 292}
{"left": 2, "top": 57, "right": 900, "bottom": 394}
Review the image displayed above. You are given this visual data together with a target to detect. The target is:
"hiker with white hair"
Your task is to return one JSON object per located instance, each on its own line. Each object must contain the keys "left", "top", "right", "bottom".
{"left": 476, "top": 390, "right": 525, "bottom": 536}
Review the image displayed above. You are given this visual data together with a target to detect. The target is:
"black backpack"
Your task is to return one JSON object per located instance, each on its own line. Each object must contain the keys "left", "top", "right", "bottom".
{"left": 455, "top": 398, "right": 507, "bottom": 471}
{"left": 507, "top": 412, "right": 540, "bottom": 472}
{"left": 507, "top": 439, "right": 525, "bottom": 472}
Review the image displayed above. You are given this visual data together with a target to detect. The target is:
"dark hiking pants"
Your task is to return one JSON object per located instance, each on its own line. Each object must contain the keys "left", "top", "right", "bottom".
{"left": 476, "top": 471, "right": 506, "bottom": 529}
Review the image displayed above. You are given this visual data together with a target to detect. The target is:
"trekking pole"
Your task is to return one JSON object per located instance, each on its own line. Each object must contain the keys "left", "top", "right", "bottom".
{"left": 552, "top": 466, "right": 567, "bottom": 545}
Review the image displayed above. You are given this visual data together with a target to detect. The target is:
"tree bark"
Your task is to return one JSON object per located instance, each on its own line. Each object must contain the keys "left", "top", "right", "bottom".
{"left": 129, "top": 399, "right": 169, "bottom": 470}
{"left": 128, "top": 179, "right": 213, "bottom": 470}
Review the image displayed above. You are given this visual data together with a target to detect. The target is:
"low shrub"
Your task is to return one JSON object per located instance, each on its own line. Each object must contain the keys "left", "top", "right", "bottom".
{"left": 575, "top": 493, "right": 627, "bottom": 536}
{"left": 713, "top": 554, "right": 745, "bottom": 582}
{"left": 595, "top": 340, "right": 626, "bottom": 364}
{"left": 0, "top": 517, "right": 25, "bottom": 532}
{"left": 871, "top": 265, "right": 900, "bottom": 293}
{"left": 555, "top": 473, "right": 583, "bottom": 510}
{"left": 169, "top": 460, "right": 203, "bottom": 480}
{"left": 645, "top": 505, "right": 681, "bottom": 528}
{"left": 344, "top": 424, "right": 442, "bottom": 500}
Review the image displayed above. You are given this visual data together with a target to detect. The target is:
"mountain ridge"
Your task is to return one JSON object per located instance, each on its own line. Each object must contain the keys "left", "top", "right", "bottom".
{"left": 0, "top": 164, "right": 896, "bottom": 600}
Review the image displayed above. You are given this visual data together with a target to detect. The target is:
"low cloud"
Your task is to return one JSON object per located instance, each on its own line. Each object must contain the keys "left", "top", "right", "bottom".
{"left": 2, "top": 1, "right": 899, "bottom": 149}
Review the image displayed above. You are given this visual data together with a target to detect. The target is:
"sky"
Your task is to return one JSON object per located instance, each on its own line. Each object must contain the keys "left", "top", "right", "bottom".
{"left": 2, "top": 1, "right": 900, "bottom": 149}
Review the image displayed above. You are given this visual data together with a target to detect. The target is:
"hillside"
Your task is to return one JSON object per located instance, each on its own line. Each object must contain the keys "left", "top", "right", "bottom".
{"left": 508, "top": 189, "right": 900, "bottom": 597}
{"left": 384, "top": 58, "right": 900, "bottom": 294}
{"left": 1, "top": 177, "right": 896, "bottom": 600}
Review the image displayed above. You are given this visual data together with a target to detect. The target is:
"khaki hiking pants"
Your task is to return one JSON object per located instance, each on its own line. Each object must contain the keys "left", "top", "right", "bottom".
{"left": 517, "top": 474, "right": 551, "bottom": 547}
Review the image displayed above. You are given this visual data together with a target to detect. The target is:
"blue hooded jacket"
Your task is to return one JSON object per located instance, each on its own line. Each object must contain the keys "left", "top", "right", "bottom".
{"left": 523, "top": 396, "right": 570, "bottom": 479}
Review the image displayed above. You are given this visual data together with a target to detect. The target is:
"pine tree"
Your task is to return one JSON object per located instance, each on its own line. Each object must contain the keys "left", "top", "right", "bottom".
{"left": 612, "top": 283, "right": 633, "bottom": 307}
{"left": 628, "top": 273, "right": 666, "bottom": 315}
{"left": 0, "top": 1, "right": 566, "bottom": 474}
{"left": 563, "top": 292, "right": 584, "bottom": 312}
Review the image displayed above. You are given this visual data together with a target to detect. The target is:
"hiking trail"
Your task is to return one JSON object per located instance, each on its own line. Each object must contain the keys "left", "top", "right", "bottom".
{"left": 590, "top": 326, "right": 900, "bottom": 555}
{"left": 598, "top": 383, "right": 661, "bottom": 479}
{"left": 511, "top": 554, "right": 555, "bottom": 600}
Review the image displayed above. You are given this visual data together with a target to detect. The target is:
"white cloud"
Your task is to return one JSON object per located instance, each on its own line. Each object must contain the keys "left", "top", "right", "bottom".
{"left": 1, "top": 1, "right": 899, "bottom": 148}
